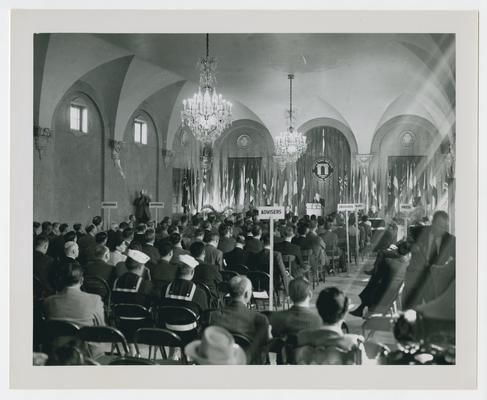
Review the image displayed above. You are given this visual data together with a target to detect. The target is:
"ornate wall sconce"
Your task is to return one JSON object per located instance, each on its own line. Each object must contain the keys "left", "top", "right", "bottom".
{"left": 110, "top": 139, "right": 126, "bottom": 179}
{"left": 33, "top": 126, "right": 53, "bottom": 159}
{"left": 161, "top": 148, "right": 174, "bottom": 168}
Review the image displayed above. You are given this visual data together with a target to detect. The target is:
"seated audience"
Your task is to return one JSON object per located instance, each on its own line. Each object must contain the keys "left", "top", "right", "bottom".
{"left": 107, "top": 233, "right": 127, "bottom": 266}
{"left": 189, "top": 241, "right": 222, "bottom": 307}
{"left": 95, "top": 231, "right": 108, "bottom": 246}
{"left": 351, "top": 240, "right": 411, "bottom": 318}
{"left": 185, "top": 326, "right": 247, "bottom": 365}
{"left": 43, "top": 262, "right": 105, "bottom": 327}
{"left": 296, "top": 287, "right": 364, "bottom": 364}
{"left": 112, "top": 249, "right": 157, "bottom": 308}
{"left": 275, "top": 226, "right": 308, "bottom": 277}
{"left": 33, "top": 234, "right": 55, "bottom": 295}
{"left": 170, "top": 232, "right": 190, "bottom": 263}
{"left": 77, "top": 224, "right": 97, "bottom": 264}
{"left": 141, "top": 228, "right": 161, "bottom": 266}
{"left": 150, "top": 241, "right": 178, "bottom": 292}
{"left": 248, "top": 233, "right": 290, "bottom": 295}
{"left": 291, "top": 224, "right": 309, "bottom": 249}
{"left": 244, "top": 225, "right": 264, "bottom": 254}
{"left": 203, "top": 231, "right": 224, "bottom": 270}
{"left": 84, "top": 244, "right": 115, "bottom": 285}
{"left": 217, "top": 224, "right": 236, "bottom": 254}
{"left": 269, "top": 277, "right": 321, "bottom": 339}
{"left": 162, "top": 255, "right": 209, "bottom": 314}
{"left": 224, "top": 234, "right": 250, "bottom": 268}
{"left": 210, "top": 276, "right": 270, "bottom": 364}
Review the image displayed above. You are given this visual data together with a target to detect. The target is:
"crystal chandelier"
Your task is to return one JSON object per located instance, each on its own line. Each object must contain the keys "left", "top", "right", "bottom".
{"left": 274, "top": 74, "right": 307, "bottom": 167}
{"left": 181, "top": 34, "right": 232, "bottom": 144}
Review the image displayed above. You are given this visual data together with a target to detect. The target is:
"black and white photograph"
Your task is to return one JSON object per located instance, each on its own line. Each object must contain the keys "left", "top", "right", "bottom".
{"left": 31, "top": 31, "right": 458, "bottom": 367}
{"left": 7, "top": 8, "right": 480, "bottom": 391}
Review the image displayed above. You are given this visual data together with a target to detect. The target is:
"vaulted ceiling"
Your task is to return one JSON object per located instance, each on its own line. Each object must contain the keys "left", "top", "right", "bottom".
{"left": 35, "top": 33, "right": 455, "bottom": 153}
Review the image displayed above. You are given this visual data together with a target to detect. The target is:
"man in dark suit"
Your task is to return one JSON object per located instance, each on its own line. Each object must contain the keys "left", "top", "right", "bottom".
{"left": 77, "top": 224, "right": 97, "bottom": 265}
{"left": 217, "top": 224, "right": 236, "bottom": 254}
{"left": 203, "top": 231, "right": 224, "bottom": 270}
{"left": 275, "top": 226, "right": 308, "bottom": 277}
{"left": 248, "top": 233, "right": 289, "bottom": 295}
{"left": 224, "top": 235, "right": 250, "bottom": 268}
{"left": 170, "top": 232, "right": 190, "bottom": 263}
{"left": 244, "top": 225, "right": 264, "bottom": 254}
{"left": 150, "top": 241, "right": 178, "bottom": 292}
{"left": 403, "top": 211, "right": 455, "bottom": 308}
{"left": 291, "top": 224, "right": 309, "bottom": 250}
{"left": 269, "top": 277, "right": 322, "bottom": 338}
{"left": 47, "top": 223, "right": 69, "bottom": 260}
{"left": 190, "top": 241, "right": 222, "bottom": 306}
{"left": 140, "top": 228, "right": 161, "bottom": 267}
{"left": 33, "top": 235, "right": 55, "bottom": 295}
{"left": 210, "top": 276, "right": 270, "bottom": 364}
{"left": 84, "top": 245, "right": 115, "bottom": 285}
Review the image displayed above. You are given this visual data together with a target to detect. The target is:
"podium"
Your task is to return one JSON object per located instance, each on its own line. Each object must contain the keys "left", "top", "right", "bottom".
{"left": 306, "top": 203, "right": 323, "bottom": 217}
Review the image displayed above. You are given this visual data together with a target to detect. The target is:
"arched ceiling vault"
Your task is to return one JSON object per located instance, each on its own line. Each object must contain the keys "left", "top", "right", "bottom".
{"left": 37, "top": 33, "right": 455, "bottom": 154}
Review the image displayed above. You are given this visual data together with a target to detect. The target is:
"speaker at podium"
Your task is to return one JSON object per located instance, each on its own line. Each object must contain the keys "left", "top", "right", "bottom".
{"left": 306, "top": 203, "right": 323, "bottom": 217}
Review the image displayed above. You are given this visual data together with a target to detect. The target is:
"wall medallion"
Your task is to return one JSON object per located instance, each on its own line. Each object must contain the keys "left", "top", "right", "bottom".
{"left": 237, "top": 134, "right": 251, "bottom": 149}
{"left": 313, "top": 158, "right": 334, "bottom": 181}
{"left": 401, "top": 130, "right": 416, "bottom": 148}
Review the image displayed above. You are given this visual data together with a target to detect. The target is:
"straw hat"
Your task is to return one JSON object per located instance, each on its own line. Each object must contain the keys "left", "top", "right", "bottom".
{"left": 184, "top": 326, "right": 247, "bottom": 365}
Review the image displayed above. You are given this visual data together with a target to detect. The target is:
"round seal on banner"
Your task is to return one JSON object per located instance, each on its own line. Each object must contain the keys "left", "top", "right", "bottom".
{"left": 313, "top": 158, "right": 334, "bottom": 181}
{"left": 237, "top": 134, "right": 251, "bottom": 149}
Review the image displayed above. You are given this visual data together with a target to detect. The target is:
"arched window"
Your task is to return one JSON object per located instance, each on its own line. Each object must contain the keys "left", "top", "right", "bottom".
{"left": 69, "top": 98, "right": 88, "bottom": 133}
{"left": 134, "top": 117, "right": 148, "bottom": 144}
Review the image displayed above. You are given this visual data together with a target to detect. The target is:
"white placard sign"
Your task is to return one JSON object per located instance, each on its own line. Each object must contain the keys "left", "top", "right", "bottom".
{"left": 101, "top": 201, "right": 118, "bottom": 209}
{"left": 149, "top": 202, "right": 165, "bottom": 208}
{"left": 337, "top": 203, "right": 356, "bottom": 212}
{"left": 258, "top": 206, "right": 285, "bottom": 220}
{"left": 400, "top": 203, "right": 415, "bottom": 213}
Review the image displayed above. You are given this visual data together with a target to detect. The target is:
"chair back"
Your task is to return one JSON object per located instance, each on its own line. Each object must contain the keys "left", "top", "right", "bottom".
{"left": 156, "top": 305, "right": 199, "bottom": 331}
{"left": 41, "top": 319, "right": 80, "bottom": 350}
{"left": 301, "top": 249, "right": 313, "bottom": 264}
{"left": 81, "top": 275, "right": 111, "bottom": 306}
{"left": 226, "top": 264, "right": 249, "bottom": 275}
{"left": 281, "top": 255, "right": 295, "bottom": 272}
{"left": 221, "top": 270, "right": 239, "bottom": 282}
{"left": 232, "top": 333, "right": 251, "bottom": 351}
{"left": 247, "top": 271, "right": 270, "bottom": 292}
{"left": 77, "top": 326, "right": 129, "bottom": 354}
{"left": 109, "top": 356, "right": 156, "bottom": 365}
{"left": 112, "top": 303, "right": 154, "bottom": 342}
{"left": 196, "top": 282, "right": 212, "bottom": 304}
{"left": 135, "top": 327, "right": 183, "bottom": 348}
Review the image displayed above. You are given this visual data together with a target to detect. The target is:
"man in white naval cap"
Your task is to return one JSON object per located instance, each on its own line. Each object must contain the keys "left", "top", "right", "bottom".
{"left": 111, "top": 249, "right": 158, "bottom": 308}
{"left": 162, "top": 254, "right": 209, "bottom": 316}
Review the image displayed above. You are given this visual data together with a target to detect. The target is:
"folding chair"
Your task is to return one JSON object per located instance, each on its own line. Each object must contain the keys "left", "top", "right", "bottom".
{"left": 247, "top": 271, "right": 270, "bottom": 310}
{"left": 226, "top": 264, "right": 249, "bottom": 275}
{"left": 221, "top": 270, "right": 239, "bottom": 282}
{"left": 155, "top": 305, "right": 199, "bottom": 345}
{"left": 134, "top": 328, "right": 186, "bottom": 363}
{"left": 281, "top": 255, "right": 295, "bottom": 275}
{"left": 77, "top": 326, "right": 130, "bottom": 358}
{"left": 111, "top": 304, "right": 154, "bottom": 343}
{"left": 41, "top": 319, "right": 80, "bottom": 353}
{"left": 81, "top": 275, "right": 112, "bottom": 321}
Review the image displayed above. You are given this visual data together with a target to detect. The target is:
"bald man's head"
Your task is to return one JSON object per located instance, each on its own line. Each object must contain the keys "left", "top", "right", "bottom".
{"left": 228, "top": 276, "right": 252, "bottom": 304}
